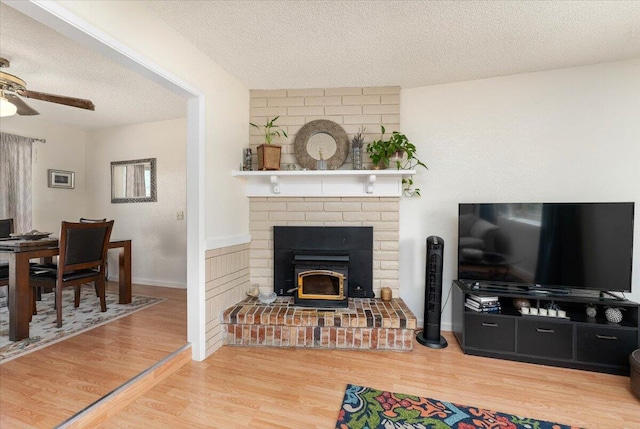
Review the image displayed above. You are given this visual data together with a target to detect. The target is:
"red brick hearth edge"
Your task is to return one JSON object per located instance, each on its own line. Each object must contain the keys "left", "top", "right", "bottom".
{"left": 221, "top": 297, "right": 417, "bottom": 351}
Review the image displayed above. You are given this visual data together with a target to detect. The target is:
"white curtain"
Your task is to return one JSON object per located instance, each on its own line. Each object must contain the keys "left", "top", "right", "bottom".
{"left": 0, "top": 132, "right": 33, "bottom": 305}
{"left": 125, "top": 164, "right": 147, "bottom": 197}
{"left": 0, "top": 132, "right": 33, "bottom": 233}
{"left": 133, "top": 164, "right": 146, "bottom": 197}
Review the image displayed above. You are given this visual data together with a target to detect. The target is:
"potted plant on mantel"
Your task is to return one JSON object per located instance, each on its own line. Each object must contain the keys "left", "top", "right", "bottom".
{"left": 365, "top": 125, "right": 428, "bottom": 196}
{"left": 250, "top": 116, "right": 288, "bottom": 170}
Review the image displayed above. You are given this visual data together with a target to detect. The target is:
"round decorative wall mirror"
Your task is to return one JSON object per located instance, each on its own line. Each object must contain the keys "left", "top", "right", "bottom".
{"left": 306, "top": 132, "right": 337, "bottom": 160}
{"left": 294, "top": 120, "right": 349, "bottom": 170}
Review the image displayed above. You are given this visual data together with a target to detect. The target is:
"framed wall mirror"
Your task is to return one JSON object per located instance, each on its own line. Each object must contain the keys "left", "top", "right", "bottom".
{"left": 111, "top": 158, "right": 157, "bottom": 203}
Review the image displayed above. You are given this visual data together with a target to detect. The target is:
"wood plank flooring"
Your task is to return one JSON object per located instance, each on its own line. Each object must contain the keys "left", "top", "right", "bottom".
{"left": 64, "top": 345, "right": 193, "bottom": 428}
{"left": 3, "top": 284, "right": 639, "bottom": 429}
{"left": 99, "top": 331, "right": 640, "bottom": 429}
{"left": 0, "top": 283, "right": 187, "bottom": 428}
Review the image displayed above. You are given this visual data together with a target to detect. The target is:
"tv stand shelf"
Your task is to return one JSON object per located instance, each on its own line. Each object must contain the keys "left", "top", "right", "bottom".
{"left": 452, "top": 280, "right": 639, "bottom": 375}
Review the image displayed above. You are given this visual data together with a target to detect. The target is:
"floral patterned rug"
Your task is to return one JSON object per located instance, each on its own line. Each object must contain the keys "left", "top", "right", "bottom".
{"left": 336, "top": 384, "right": 581, "bottom": 429}
{"left": 0, "top": 286, "right": 165, "bottom": 363}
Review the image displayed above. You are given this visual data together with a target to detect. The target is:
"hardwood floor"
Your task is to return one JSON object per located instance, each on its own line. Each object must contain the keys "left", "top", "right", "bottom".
{"left": 99, "top": 331, "right": 640, "bottom": 429}
{"left": 0, "top": 283, "right": 187, "bottom": 428}
{"left": 3, "top": 285, "right": 639, "bottom": 428}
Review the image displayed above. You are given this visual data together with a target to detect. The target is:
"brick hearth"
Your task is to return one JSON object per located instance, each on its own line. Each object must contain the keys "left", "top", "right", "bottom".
{"left": 222, "top": 297, "right": 417, "bottom": 351}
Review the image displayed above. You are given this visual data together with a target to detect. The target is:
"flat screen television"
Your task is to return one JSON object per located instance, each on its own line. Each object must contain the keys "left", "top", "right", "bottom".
{"left": 457, "top": 202, "right": 634, "bottom": 293}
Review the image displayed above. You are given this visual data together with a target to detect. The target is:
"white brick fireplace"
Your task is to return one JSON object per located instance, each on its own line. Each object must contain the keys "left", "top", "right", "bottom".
{"left": 208, "top": 85, "right": 415, "bottom": 353}
{"left": 244, "top": 85, "right": 406, "bottom": 299}
{"left": 248, "top": 195, "right": 400, "bottom": 297}
{"left": 208, "top": 172, "right": 411, "bottom": 354}
{"left": 220, "top": 186, "right": 416, "bottom": 352}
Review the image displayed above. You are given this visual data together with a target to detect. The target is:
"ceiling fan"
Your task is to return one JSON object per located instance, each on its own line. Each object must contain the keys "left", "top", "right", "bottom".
{"left": 0, "top": 57, "right": 95, "bottom": 117}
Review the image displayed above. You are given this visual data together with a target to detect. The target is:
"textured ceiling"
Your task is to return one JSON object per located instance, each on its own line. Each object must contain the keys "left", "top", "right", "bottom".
{"left": 1, "top": 1, "right": 639, "bottom": 131}
{"left": 145, "top": 0, "right": 640, "bottom": 89}
{"left": 0, "top": 2, "right": 186, "bottom": 131}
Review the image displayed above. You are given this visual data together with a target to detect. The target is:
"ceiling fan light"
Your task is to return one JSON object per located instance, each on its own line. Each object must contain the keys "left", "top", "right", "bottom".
{"left": 0, "top": 95, "right": 17, "bottom": 117}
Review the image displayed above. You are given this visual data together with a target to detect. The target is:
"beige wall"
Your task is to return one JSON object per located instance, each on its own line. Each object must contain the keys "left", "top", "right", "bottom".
{"left": 86, "top": 118, "right": 188, "bottom": 288}
{"left": 205, "top": 243, "right": 250, "bottom": 354}
{"left": 249, "top": 197, "right": 400, "bottom": 298}
{"left": 250, "top": 87, "right": 400, "bottom": 169}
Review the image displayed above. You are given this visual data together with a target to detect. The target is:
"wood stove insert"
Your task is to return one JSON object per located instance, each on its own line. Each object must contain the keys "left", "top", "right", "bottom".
{"left": 274, "top": 226, "right": 373, "bottom": 307}
{"left": 292, "top": 253, "right": 349, "bottom": 308}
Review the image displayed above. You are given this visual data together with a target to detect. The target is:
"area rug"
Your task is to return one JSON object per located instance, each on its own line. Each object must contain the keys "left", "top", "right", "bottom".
{"left": 336, "top": 384, "right": 581, "bottom": 429}
{"left": 0, "top": 286, "right": 165, "bottom": 363}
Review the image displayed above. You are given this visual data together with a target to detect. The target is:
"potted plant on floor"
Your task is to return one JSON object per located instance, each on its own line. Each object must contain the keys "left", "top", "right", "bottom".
{"left": 250, "top": 116, "right": 288, "bottom": 170}
{"left": 365, "top": 125, "right": 428, "bottom": 196}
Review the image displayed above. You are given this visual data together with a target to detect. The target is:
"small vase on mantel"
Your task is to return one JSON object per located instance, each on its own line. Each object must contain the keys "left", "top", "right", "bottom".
{"left": 315, "top": 149, "right": 327, "bottom": 170}
{"left": 350, "top": 128, "right": 365, "bottom": 170}
{"left": 351, "top": 147, "right": 363, "bottom": 170}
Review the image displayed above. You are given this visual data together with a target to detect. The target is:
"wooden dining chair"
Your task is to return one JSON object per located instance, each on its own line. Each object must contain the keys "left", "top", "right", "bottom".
{"left": 0, "top": 219, "right": 14, "bottom": 291}
{"left": 0, "top": 264, "right": 8, "bottom": 288}
{"left": 30, "top": 220, "right": 114, "bottom": 327}
{"left": 79, "top": 217, "right": 109, "bottom": 288}
{"left": 0, "top": 218, "right": 14, "bottom": 239}
{"left": 79, "top": 218, "right": 107, "bottom": 223}
{"left": 1, "top": 218, "right": 44, "bottom": 300}
{"left": 0, "top": 270, "right": 7, "bottom": 314}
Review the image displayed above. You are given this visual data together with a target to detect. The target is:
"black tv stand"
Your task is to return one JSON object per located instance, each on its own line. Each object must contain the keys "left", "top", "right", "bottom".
{"left": 463, "top": 281, "right": 624, "bottom": 300}
{"left": 465, "top": 281, "right": 528, "bottom": 294}
{"left": 452, "top": 280, "right": 639, "bottom": 375}
{"left": 527, "top": 289, "right": 553, "bottom": 296}
{"left": 599, "top": 290, "right": 628, "bottom": 301}
{"left": 527, "top": 286, "right": 570, "bottom": 296}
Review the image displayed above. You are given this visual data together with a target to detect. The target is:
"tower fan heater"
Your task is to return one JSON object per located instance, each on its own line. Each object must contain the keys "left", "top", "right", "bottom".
{"left": 416, "top": 236, "right": 448, "bottom": 349}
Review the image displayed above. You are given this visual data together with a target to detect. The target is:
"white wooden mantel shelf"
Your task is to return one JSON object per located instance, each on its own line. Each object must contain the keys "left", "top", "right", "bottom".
{"left": 232, "top": 170, "right": 416, "bottom": 197}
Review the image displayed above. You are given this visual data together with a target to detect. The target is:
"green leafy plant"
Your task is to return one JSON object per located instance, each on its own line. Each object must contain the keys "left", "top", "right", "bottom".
{"left": 250, "top": 116, "right": 288, "bottom": 145}
{"left": 365, "top": 125, "right": 427, "bottom": 196}
{"left": 365, "top": 136, "right": 389, "bottom": 169}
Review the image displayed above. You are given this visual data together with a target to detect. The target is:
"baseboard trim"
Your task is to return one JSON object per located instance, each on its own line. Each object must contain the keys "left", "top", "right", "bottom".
{"left": 56, "top": 343, "right": 192, "bottom": 428}
{"left": 107, "top": 276, "right": 187, "bottom": 289}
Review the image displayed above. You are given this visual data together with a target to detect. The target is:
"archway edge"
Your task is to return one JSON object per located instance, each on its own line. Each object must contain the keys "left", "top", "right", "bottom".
{"left": 5, "top": 0, "right": 207, "bottom": 360}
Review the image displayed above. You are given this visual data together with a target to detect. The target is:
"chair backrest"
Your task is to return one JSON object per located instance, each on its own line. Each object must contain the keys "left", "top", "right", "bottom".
{"left": 58, "top": 221, "right": 114, "bottom": 274}
{"left": 0, "top": 258, "right": 8, "bottom": 284}
{"left": 79, "top": 217, "right": 107, "bottom": 223}
{"left": 0, "top": 218, "right": 14, "bottom": 238}
{"left": 0, "top": 219, "right": 13, "bottom": 284}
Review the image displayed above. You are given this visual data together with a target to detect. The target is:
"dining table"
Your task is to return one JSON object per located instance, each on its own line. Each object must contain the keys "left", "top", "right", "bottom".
{"left": 0, "top": 237, "right": 132, "bottom": 341}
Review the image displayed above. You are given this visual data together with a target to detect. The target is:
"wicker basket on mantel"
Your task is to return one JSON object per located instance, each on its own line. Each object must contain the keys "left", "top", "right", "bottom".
{"left": 257, "top": 144, "right": 281, "bottom": 170}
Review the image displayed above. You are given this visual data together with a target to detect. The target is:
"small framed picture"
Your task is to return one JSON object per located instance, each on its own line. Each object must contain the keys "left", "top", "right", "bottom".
{"left": 48, "top": 169, "right": 75, "bottom": 189}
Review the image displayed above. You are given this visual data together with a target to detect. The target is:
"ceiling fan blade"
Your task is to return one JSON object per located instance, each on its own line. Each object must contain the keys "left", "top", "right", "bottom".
{"left": 5, "top": 93, "right": 39, "bottom": 115}
{"left": 16, "top": 89, "right": 95, "bottom": 111}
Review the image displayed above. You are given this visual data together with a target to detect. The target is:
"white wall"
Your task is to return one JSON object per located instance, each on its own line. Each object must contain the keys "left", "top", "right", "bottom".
{"left": 400, "top": 59, "right": 640, "bottom": 329}
{"left": 86, "top": 118, "right": 188, "bottom": 288}
{"left": 1, "top": 116, "right": 87, "bottom": 234}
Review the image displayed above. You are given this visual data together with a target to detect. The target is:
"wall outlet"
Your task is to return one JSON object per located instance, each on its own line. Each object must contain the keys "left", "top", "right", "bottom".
{"left": 177, "top": 211, "right": 184, "bottom": 220}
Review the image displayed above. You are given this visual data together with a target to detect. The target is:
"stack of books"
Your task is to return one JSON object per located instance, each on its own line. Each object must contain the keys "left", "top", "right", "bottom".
{"left": 465, "top": 294, "right": 501, "bottom": 313}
